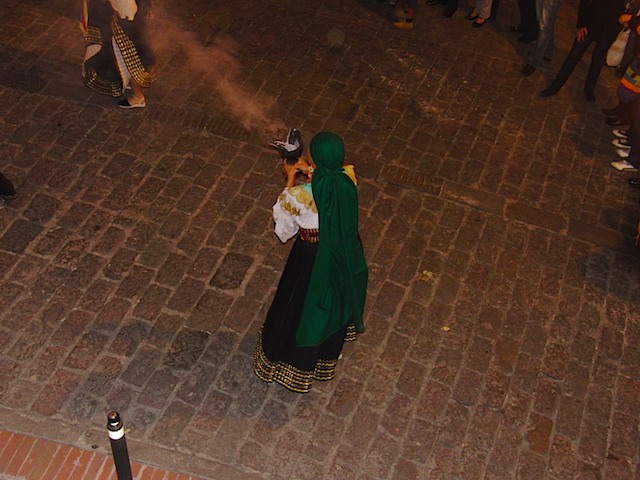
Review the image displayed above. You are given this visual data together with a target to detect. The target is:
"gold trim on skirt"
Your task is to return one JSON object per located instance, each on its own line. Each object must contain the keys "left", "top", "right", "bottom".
{"left": 254, "top": 324, "right": 356, "bottom": 393}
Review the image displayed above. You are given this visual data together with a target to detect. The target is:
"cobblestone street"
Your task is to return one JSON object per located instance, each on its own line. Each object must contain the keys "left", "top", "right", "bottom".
{"left": 0, "top": 0, "right": 639, "bottom": 479}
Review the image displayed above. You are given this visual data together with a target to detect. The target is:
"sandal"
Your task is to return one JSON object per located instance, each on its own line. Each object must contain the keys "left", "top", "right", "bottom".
{"left": 118, "top": 96, "right": 146, "bottom": 109}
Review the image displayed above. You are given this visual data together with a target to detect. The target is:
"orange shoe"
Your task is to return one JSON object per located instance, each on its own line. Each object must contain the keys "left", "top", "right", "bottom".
{"left": 394, "top": 20, "right": 413, "bottom": 29}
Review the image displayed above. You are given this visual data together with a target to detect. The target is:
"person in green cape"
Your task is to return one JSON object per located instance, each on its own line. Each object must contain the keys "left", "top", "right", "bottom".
{"left": 254, "top": 131, "right": 368, "bottom": 393}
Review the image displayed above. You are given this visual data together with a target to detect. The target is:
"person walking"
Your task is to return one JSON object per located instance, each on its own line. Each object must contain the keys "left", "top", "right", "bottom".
{"left": 254, "top": 132, "right": 368, "bottom": 393}
{"left": 81, "top": 0, "right": 157, "bottom": 108}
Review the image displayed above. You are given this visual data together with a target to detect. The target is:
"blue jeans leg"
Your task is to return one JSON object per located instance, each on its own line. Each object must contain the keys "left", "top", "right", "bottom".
{"left": 529, "top": 0, "right": 563, "bottom": 66}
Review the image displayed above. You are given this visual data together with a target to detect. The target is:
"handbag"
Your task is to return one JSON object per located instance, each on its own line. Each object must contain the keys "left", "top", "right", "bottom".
{"left": 607, "top": 28, "right": 631, "bottom": 67}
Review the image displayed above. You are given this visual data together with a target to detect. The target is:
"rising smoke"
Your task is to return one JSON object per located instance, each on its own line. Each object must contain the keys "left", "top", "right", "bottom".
{"left": 147, "top": 5, "right": 284, "bottom": 134}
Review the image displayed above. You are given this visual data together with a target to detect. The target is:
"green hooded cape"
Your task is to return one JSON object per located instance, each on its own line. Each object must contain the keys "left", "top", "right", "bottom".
{"left": 295, "top": 132, "right": 368, "bottom": 347}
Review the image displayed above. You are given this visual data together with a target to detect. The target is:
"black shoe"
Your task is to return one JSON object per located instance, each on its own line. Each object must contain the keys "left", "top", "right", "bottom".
{"left": 0, "top": 173, "right": 17, "bottom": 201}
{"left": 606, "top": 116, "right": 631, "bottom": 127}
{"left": 521, "top": 64, "right": 536, "bottom": 77}
{"left": 539, "top": 88, "right": 558, "bottom": 98}
{"left": 584, "top": 91, "right": 596, "bottom": 103}
{"left": 518, "top": 35, "right": 537, "bottom": 44}
{"left": 443, "top": 8, "right": 455, "bottom": 17}
{"left": 603, "top": 104, "right": 625, "bottom": 116}
{"left": 628, "top": 177, "right": 640, "bottom": 186}
{"left": 510, "top": 26, "right": 523, "bottom": 33}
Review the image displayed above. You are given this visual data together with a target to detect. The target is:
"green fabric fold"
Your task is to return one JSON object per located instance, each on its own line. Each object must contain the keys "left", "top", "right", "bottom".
{"left": 295, "top": 132, "right": 368, "bottom": 347}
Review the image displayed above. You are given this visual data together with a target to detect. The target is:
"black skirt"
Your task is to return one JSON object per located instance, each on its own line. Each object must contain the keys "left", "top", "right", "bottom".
{"left": 254, "top": 236, "right": 355, "bottom": 393}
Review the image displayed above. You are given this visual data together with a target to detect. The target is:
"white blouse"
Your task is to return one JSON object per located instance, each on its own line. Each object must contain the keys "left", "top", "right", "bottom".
{"left": 272, "top": 183, "right": 318, "bottom": 243}
{"left": 272, "top": 166, "right": 357, "bottom": 243}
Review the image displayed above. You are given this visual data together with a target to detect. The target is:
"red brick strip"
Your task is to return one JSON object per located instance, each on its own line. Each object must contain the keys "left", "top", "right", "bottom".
{"left": 0, "top": 429, "right": 205, "bottom": 480}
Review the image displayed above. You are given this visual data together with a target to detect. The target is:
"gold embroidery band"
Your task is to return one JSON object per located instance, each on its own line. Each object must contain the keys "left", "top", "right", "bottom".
{"left": 254, "top": 325, "right": 357, "bottom": 393}
{"left": 299, "top": 228, "right": 319, "bottom": 243}
{"left": 112, "top": 21, "right": 157, "bottom": 87}
{"left": 84, "top": 69, "right": 125, "bottom": 97}
{"left": 83, "top": 25, "right": 125, "bottom": 97}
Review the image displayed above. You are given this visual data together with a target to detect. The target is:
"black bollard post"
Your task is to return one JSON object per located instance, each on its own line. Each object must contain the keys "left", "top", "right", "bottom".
{"left": 107, "top": 411, "right": 133, "bottom": 480}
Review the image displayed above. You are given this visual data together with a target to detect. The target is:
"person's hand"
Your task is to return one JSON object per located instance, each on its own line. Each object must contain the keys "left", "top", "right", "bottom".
{"left": 283, "top": 160, "right": 298, "bottom": 188}
{"left": 283, "top": 158, "right": 313, "bottom": 188}
{"left": 576, "top": 27, "right": 588, "bottom": 42}
{"left": 294, "top": 158, "right": 310, "bottom": 175}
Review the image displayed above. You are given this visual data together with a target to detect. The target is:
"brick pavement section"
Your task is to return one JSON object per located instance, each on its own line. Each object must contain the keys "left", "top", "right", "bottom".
{"left": 0, "top": 430, "right": 205, "bottom": 480}
{"left": 1, "top": 0, "right": 640, "bottom": 479}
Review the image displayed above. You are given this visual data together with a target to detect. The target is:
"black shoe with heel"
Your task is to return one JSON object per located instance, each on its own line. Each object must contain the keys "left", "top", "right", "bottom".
{"left": 539, "top": 88, "right": 558, "bottom": 98}
{"left": 521, "top": 64, "right": 535, "bottom": 76}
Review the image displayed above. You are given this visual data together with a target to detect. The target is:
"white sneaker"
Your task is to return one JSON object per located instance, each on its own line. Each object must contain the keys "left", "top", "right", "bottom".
{"left": 611, "top": 160, "right": 638, "bottom": 172}
{"left": 616, "top": 147, "right": 630, "bottom": 158}
{"left": 612, "top": 138, "right": 631, "bottom": 149}
{"left": 612, "top": 129, "right": 628, "bottom": 139}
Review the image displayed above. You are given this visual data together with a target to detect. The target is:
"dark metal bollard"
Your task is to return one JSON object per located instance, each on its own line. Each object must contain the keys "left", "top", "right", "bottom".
{"left": 107, "top": 411, "right": 133, "bottom": 480}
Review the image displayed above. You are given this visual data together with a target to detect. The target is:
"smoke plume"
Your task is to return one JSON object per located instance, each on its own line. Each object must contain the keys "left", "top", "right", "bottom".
{"left": 148, "top": 5, "right": 284, "bottom": 134}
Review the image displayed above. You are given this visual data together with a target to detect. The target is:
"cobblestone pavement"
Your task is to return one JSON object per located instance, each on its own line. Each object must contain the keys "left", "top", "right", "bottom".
{"left": 1, "top": 0, "right": 639, "bottom": 479}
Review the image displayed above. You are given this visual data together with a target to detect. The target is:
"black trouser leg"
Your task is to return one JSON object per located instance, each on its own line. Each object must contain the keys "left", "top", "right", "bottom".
{"left": 548, "top": 35, "right": 593, "bottom": 92}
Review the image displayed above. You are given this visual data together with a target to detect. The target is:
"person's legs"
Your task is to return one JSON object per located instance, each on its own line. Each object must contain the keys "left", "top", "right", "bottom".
{"left": 490, "top": 0, "right": 499, "bottom": 19}
{"left": 625, "top": 98, "right": 640, "bottom": 168}
{"left": 584, "top": 28, "right": 623, "bottom": 100}
{"left": 530, "top": 0, "right": 562, "bottom": 65}
{"left": 477, "top": 0, "right": 493, "bottom": 20}
{"left": 514, "top": 0, "right": 527, "bottom": 29}
{"left": 118, "top": 80, "right": 146, "bottom": 108}
{"left": 519, "top": 0, "right": 539, "bottom": 42}
{"left": 540, "top": 35, "right": 592, "bottom": 95}
{"left": 444, "top": 0, "right": 459, "bottom": 16}
{"left": 131, "top": 81, "right": 144, "bottom": 101}
{"left": 612, "top": 97, "right": 640, "bottom": 171}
